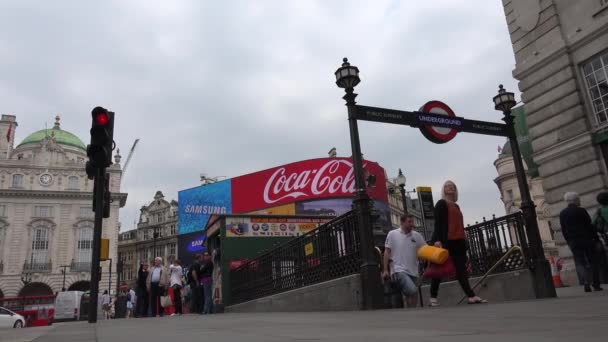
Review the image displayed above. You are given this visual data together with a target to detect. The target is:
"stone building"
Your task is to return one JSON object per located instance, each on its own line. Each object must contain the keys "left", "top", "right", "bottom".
{"left": 494, "top": 140, "right": 558, "bottom": 257}
{"left": 386, "top": 179, "right": 424, "bottom": 233}
{"left": 0, "top": 115, "right": 127, "bottom": 298}
{"left": 117, "top": 191, "right": 178, "bottom": 285}
{"left": 501, "top": 0, "right": 608, "bottom": 284}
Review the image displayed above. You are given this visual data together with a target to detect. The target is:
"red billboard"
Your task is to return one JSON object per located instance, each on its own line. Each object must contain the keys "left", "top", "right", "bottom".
{"left": 231, "top": 158, "right": 388, "bottom": 213}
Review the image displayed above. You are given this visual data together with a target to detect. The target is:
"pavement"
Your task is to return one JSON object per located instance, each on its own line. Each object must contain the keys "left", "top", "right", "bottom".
{"left": 3, "top": 286, "right": 606, "bottom": 342}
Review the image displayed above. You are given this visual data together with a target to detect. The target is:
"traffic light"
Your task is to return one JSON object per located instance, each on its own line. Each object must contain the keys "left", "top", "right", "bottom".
{"left": 86, "top": 106, "right": 115, "bottom": 172}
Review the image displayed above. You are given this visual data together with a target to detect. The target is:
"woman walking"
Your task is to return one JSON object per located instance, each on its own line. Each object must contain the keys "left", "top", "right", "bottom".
{"left": 101, "top": 290, "right": 111, "bottom": 319}
{"left": 169, "top": 259, "right": 184, "bottom": 316}
{"left": 429, "top": 180, "right": 487, "bottom": 306}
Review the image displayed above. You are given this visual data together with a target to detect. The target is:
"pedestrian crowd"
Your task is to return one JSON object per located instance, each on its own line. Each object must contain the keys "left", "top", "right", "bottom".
{"left": 104, "top": 251, "right": 215, "bottom": 319}
{"left": 382, "top": 181, "right": 608, "bottom": 309}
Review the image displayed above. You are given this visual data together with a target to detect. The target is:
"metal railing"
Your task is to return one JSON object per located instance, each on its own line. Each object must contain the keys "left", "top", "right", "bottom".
{"left": 230, "top": 211, "right": 360, "bottom": 305}
{"left": 23, "top": 261, "right": 52, "bottom": 273}
{"left": 465, "top": 212, "right": 529, "bottom": 277}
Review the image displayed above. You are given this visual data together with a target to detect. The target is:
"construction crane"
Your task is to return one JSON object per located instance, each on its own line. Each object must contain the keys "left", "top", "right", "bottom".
{"left": 121, "top": 138, "right": 140, "bottom": 177}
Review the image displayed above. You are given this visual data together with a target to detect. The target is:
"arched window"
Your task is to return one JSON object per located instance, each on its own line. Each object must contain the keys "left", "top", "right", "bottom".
{"left": 67, "top": 176, "right": 79, "bottom": 190}
{"left": 31, "top": 227, "right": 49, "bottom": 265}
{"left": 77, "top": 227, "right": 93, "bottom": 264}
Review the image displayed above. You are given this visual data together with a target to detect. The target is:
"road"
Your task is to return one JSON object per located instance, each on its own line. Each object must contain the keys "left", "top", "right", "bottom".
{"left": 3, "top": 287, "right": 606, "bottom": 342}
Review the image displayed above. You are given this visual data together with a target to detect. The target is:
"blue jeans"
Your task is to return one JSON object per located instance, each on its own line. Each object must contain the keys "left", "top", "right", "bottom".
{"left": 202, "top": 281, "right": 213, "bottom": 314}
{"left": 392, "top": 272, "right": 418, "bottom": 297}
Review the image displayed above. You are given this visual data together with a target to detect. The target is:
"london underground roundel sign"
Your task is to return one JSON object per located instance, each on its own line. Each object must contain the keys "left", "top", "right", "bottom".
{"left": 419, "top": 101, "right": 458, "bottom": 144}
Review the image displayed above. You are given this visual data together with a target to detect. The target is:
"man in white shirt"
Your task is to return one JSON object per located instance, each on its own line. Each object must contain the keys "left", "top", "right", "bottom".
{"left": 382, "top": 214, "right": 427, "bottom": 308}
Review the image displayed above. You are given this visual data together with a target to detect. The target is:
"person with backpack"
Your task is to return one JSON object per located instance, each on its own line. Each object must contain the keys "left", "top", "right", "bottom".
{"left": 593, "top": 191, "right": 608, "bottom": 245}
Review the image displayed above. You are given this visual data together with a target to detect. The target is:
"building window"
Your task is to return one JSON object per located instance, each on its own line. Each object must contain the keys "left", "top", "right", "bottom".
{"left": 34, "top": 206, "right": 52, "bottom": 217}
{"left": 170, "top": 225, "right": 177, "bottom": 236}
{"left": 506, "top": 189, "right": 513, "bottom": 201}
{"left": 169, "top": 243, "right": 176, "bottom": 256}
{"left": 127, "top": 268, "right": 133, "bottom": 280}
{"left": 77, "top": 227, "right": 93, "bottom": 264}
{"left": 583, "top": 53, "right": 608, "bottom": 126}
{"left": 0, "top": 205, "right": 6, "bottom": 217}
{"left": 67, "top": 176, "right": 79, "bottom": 190}
{"left": 12, "top": 174, "right": 24, "bottom": 188}
{"left": 31, "top": 227, "right": 49, "bottom": 264}
{"left": 127, "top": 251, "right": 134, "bottom": 261}
{"left": 143, "top": 230, "right": 150, "bottom": 240}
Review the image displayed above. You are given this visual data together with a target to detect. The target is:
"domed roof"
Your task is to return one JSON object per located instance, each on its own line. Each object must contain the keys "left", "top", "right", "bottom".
{"left": 16, "top": 116, "right": 86, "bottom": 151}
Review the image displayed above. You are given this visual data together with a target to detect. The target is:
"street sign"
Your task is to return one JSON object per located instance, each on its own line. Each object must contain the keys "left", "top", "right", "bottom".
{"left": 352, "top": 105, "right": 417, "bottom": 126}
{"left": 418, "top": 101, "right": 458, "bottom": 144}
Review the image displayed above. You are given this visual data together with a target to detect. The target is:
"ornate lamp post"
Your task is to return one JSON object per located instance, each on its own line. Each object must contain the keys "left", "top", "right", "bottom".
{"left": 395, "top": 168, "right": 408, "bottom": 215}
{"left": 493, "top": 85, "right": 556, "bottom": 298}
{"left": 335, "top": 58, "right": 383, "bottom": 309}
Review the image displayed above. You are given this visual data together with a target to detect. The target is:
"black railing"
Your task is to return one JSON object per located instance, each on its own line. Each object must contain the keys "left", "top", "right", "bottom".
{"left": 465, "top": 212, "right": 529, "bottom": 277}
{"left": 23, "top": 261, "right": 52, "bottom": 273}
{"left": 230, "top": 211, "right": 360, "bottom": 305}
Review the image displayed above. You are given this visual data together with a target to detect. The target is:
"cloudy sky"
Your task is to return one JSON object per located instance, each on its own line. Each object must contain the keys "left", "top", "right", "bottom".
{"left": 1, "top": 0, "right": 518, "bottom": 230}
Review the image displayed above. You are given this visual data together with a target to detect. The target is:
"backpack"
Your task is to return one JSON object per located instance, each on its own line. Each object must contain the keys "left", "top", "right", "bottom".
{"left": 127, "top": 292, "right": 132, "bottom": 302}
{"left": 595, "top": 209, "right": 608, "bottom": 234}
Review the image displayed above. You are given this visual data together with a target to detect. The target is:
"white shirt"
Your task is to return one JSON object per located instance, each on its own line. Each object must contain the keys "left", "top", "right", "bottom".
{"left": 169, "top": 265, "right": 183, "bottom": 287}
{"left": 151, "top": 266, "right": 162, "bottom": 283}
{"left": 385, "top": 228, "right": 426, "bottom": 276}
{"left": 128, "top": 289, "right": 136, "bottom": 305}
{"left": 101, "top": 293, "right": 111, "bottom": 305}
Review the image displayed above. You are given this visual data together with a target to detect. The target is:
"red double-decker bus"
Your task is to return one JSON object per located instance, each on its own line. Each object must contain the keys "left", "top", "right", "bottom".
{"left": 0, "top": 295, "right": 55, "bottom": 327}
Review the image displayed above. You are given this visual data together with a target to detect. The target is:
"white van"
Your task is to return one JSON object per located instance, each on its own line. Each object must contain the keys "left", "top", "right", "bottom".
{"left": 53, "top": 291, "right": 84, "bottom": 322}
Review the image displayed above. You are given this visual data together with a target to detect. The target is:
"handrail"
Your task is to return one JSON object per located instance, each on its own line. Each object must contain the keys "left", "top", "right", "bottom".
{"left": 457, "top": 245, "right": 524, "bottom": 304}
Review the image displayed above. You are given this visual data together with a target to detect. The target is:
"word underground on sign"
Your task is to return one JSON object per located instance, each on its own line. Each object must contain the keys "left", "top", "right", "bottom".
{"left": 415, "top": 112, "right": 463, "bottom": 129}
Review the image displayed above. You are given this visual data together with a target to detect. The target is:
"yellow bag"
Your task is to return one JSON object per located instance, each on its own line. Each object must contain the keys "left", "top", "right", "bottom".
{"left": 417, "top": 245, "right": 449, "bottom": 265}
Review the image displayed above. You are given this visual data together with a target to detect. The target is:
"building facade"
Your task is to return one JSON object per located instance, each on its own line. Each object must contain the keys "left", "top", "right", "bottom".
{"left": 494, "top": 140, "right": 558, "bottom": 257}
{"left": 0, "top": 115, "right": 127, "bottom": 298}
{"left": 501, "top": 0, "right": 608, "bottom": 284}
{"left": 117, "top": 191, "right": 178, "bottom": 286}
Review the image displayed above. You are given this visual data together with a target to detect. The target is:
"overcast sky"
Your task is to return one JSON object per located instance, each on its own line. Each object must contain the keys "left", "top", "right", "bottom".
{"left": 1, "top": 0, "right": 518, "bottom": 230}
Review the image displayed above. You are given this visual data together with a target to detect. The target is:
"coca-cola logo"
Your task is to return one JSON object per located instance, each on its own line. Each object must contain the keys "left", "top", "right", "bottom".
{"left": 263, "top": 160, "right": 361, "bottom": 204}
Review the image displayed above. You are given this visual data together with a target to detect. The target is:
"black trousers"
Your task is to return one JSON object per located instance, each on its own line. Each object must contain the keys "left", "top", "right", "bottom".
{"left": 172, "top": 285, "right": 183, "bottom": 314}
{"left": 135, "top": 287, "right": 148, "bottom": 317}
{"left": 150, "top": 282, "right": 164, "bottom": 317}
{"left": 569, "top": 239, "right": 601, "bottom": 288}
{"left": 430, "top": 239, "right": 475, "bottom": 298}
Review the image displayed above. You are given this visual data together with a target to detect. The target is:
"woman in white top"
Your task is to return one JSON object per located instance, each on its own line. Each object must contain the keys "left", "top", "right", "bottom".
{"left": 169, "top": 259, "right": 184, "bottom": 315}
{"left": 101, "top": 290, "right": 111, "bottom": 319}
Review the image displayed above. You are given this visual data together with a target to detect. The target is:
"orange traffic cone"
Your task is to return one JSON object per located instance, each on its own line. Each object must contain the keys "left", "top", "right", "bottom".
{"left": 550, "top": 256, "right": 563, "bottom": 287}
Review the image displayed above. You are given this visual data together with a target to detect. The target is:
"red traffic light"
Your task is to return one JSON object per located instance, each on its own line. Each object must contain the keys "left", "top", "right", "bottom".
{"left": 95, "top": 113, "right": 109, "bottom": 125}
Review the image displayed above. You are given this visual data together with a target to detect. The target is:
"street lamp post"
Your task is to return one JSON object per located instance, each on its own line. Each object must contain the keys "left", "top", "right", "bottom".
{"left": 396, "top": 168, "right": 408, "bottom": 215}
{"left": 335, "top": 58, "right": 383, "bottom": 310}
{"left": 59, "top": 265, "right": 70, "bottom": 291}
{"left": 493, "top": 85, "right": 556, "bottom": 299}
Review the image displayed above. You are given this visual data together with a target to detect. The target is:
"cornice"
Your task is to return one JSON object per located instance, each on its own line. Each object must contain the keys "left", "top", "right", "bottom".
{"left": 0, "top": 189, "right": 128, "bottom": 207}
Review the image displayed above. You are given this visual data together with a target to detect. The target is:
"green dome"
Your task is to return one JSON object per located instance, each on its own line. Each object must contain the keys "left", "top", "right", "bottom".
{"left": 17, "top": 127, "right": 86, "bottom": 151}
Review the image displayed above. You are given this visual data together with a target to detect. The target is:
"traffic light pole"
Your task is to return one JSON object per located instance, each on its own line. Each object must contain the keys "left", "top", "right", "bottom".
{"left": 88, "top": 168, "right": 106, "bottom": 323}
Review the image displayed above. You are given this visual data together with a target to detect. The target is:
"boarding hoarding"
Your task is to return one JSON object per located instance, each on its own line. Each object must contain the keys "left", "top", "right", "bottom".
{"left": 177, "top": 158, "right": 391, "bottom": 260}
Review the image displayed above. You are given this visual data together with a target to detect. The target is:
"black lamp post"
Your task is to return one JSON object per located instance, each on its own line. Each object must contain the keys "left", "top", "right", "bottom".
{"left": 335, "top": 58, "right": 383, "bottom": 310}
{"left": 395, "top": 168, "right": 408, "bottom": 215}
{"left": 59, "top": 265, "right": 70, "bottom": 291}
{"left": 493, "top": 85, "right": 556, "bottom": 298}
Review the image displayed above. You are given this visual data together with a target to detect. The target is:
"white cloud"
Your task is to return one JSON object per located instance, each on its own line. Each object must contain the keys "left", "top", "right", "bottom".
{"left": 0, "top": 0, "right": 516, "bottom": 228}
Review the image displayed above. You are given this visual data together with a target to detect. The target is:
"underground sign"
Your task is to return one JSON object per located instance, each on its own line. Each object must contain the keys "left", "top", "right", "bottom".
{"left": 418, "top": 101, "right": 459, "bottom": 144}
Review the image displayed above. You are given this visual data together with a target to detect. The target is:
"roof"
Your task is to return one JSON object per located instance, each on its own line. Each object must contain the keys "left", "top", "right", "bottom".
{"left": 16, "top": 117, "right": 86, "bottom": 151}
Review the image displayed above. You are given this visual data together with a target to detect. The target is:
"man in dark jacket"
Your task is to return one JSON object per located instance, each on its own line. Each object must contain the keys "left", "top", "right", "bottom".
{"left": 189, "top": 254, "right": 202, "bottom": 313}
{"left": 135, "top": 262, "right": 149, "bottom": 317}
{"left": 560, "top": 192, "right": 603, "bottom": 292}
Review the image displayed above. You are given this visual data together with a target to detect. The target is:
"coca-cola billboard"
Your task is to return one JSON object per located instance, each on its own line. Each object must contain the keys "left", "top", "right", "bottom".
{"left": 231, "top": 158, "right": 388, "bottom": 213}
{"left": 178, "top": 158, "right": 389, "bottom": 235}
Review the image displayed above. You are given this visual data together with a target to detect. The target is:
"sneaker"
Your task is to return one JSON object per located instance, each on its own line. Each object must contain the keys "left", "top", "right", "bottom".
{"left": 429, "top": 298, "right": 440, "bottom": 307}
{"left": 584, "top": 285, "right": 592, "bottom": 293}
{"left": 467, "top": 296, "right": 488, "bottom": 304}
{"left": 593, "top": 286, "right": 603, "bottom": 292}
{"left": 170, "top": 313, "right": 176, "bottom": 316}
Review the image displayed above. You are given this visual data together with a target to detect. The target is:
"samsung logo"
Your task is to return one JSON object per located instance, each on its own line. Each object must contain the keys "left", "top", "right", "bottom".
{"left": 185, "top": 205, "right": 227, "bottom": 214}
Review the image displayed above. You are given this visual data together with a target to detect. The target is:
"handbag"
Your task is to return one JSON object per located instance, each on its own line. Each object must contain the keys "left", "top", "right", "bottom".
{"left": 423, "top": 256, "right": 456, "bottom": 279}
{"left": 160, "top": 295, "right": 173, "bottom": 308}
